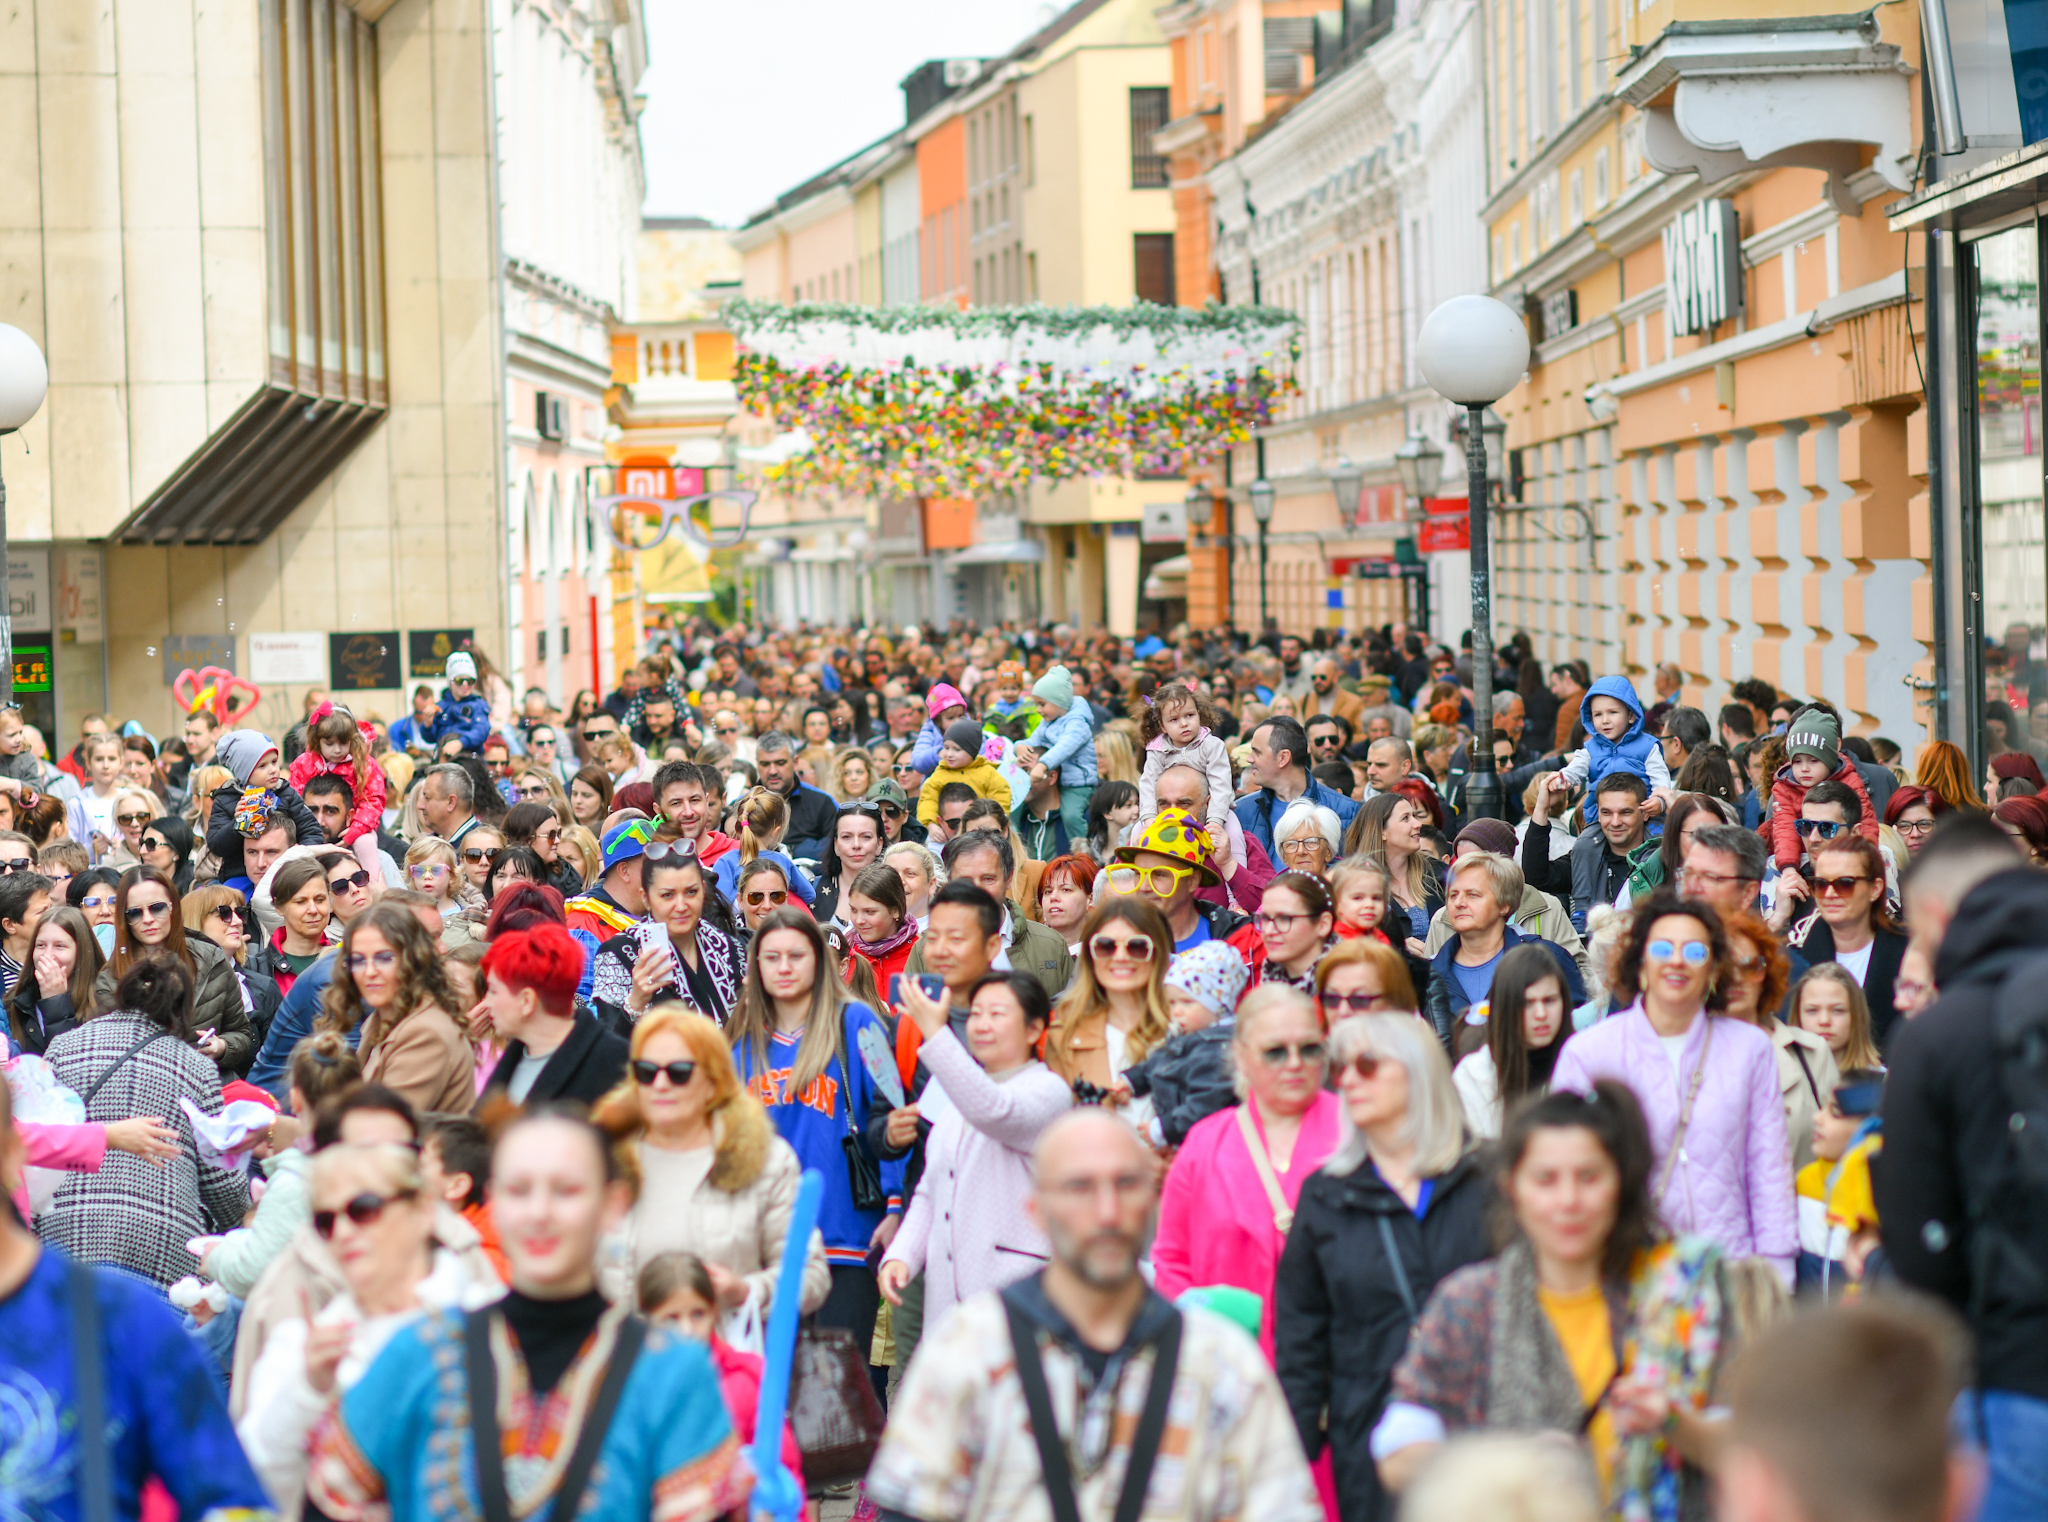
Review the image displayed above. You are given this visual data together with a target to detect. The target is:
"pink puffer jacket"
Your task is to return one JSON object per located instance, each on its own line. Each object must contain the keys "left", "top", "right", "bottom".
{"left": 1551, "top": 1003, "right": 1796, "bottom": 1283}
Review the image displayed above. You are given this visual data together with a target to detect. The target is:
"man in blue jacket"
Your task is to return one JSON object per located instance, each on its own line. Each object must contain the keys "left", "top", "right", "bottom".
{"left": 1235, "top": 716, "right": 1361, "bottom": 857}
{"left": 421, "top": 651, "right": 492, "bottom": 752}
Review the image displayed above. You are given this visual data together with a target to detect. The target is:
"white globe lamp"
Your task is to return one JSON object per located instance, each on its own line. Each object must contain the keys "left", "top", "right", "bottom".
{"left": 0, "top": 325, "right": 48, "bottom": 435}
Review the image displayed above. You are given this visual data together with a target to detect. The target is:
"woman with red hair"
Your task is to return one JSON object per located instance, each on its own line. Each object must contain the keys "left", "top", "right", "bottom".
{"left": 474, "top": 922, "right": 629, "bottom": 1108}
{"left": 1993, "top": 794, "right": 2048, "bottom": 866}
{"left": 1990, "top": 749, "right": 2047, "bottom": 800}
{"left": 1882, "top": 783, "right": 1950, "bottom": 856}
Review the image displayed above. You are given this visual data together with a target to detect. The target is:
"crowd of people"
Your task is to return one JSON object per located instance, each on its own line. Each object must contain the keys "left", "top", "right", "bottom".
{"left": 0, "top": 620, "right": 2030, "bottom": 1522}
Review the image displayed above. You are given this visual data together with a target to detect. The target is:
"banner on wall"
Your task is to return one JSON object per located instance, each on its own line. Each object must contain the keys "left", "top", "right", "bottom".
{"left": 249, "top": 632, "right": 327, "bottom": 685}
{"left": 408, "top": 629, "right": 475, "bottom": 679}
{"left": 329, "top": 631, "right": 401, "bottom": 691}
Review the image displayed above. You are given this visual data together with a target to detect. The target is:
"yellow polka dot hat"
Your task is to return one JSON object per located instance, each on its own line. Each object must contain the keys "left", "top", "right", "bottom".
{"left": 1113, "top": 808, "right": 1222, "bottom": 886}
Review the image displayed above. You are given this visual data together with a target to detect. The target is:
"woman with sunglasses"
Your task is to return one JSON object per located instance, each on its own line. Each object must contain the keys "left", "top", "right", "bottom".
{"left": 1155, "top": 984, "right": 1341, "bottom": 1360}
{"left": 104, "top": 785, "right": 162, "bottom": 870}
{"left": 812, "top": 800, "right": 886, "bottom": 927}
{"left": 92, "top": 865, "right": 252, "bottom": 1075}
{"left": 501, "top": 801, "right": 581, "bottom": 898}
{"left": 182, "top": 882, "right": 282, "bottom": 1056}
{"left": 1044, "top": 898, "right": 1174, "bottom": 1121}
{"left": 140, "top": 812, "right": 196, "bottom": 894}
{"left": 42, "top": 956, "right": 252, "bottom": 1285}
{"left": 733, "top": 858, "right": 793, "bottom": 934}
{"left": 454, "top": 823, "right": 505, "bottom": 898}
{"left": 238, "top": 1138, "right": 499, "bottom": 1509}
{"left": 1273, "top": 1010, "right": 1492, "bottom": 1522}
{"left": 322, "top": 902, "right": 474, "bottom": 1115}
{"left": 594, "top": 1004, "right": 829, "bottom": 1317}
{"left": 594, "top": 848, "right": 744, "bottom": 1030}
{"left": 1783, "top": 833, "right": 1907, "bottom": 1055}
{"left": 1312, "top": 937, "right": 1421, "bottom": 1026}
{"left": 1550, "top": 891, "right": 1796, "bottom": 1283}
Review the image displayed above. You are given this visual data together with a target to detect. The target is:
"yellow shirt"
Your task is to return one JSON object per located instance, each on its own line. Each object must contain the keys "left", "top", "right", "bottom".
{"left": 1539, "top": 1282, "right": 1618, "bottom": 1495}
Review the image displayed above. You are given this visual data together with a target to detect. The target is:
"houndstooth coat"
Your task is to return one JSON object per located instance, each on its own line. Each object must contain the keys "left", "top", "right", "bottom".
{"left": 39, "top": 1012, "right": 253, "bottom": 1286}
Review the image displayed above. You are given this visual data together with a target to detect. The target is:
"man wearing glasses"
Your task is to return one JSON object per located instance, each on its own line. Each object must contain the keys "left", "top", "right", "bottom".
{"left": 709, "top": 708, "right": 755, "bottom": 764}
{"left": 1107, "top": 811, "right": 1264, "bottom": 966}
{"left": 577, "top": 712, "right": 646, "bottom": 782}
{"left": 421, "top": 652, "right": 492, "bottom": 752}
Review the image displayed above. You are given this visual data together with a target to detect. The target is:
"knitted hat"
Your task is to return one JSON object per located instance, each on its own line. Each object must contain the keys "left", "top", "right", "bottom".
{"left": 926, "top": 683, "right": 967, "bottom": 721}
{"left": 1033, "top": 665, "right": 1075, "bottom": 710}
{"left": 1164, "top": 940, "right": 1250, "bottom": 1021}
{"left": 445, "top": 651, "right": 477, "bottom": 682}
{"left": 216, "top": 730, "right": 278, "bottom": 786}
{"left": 943, "top": 719, "right": 984, "bottom": 756}
{"left": 1785, "top": 711, "right": 1841, "bottom": 773}
{"left": 1454, "top": 819, "right": 1518, "bottom": 859}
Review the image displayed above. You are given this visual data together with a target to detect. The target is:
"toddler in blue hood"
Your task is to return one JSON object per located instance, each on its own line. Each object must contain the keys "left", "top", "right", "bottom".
{"left": 1543, "top": 675, "right": 1672, "bottom": 817}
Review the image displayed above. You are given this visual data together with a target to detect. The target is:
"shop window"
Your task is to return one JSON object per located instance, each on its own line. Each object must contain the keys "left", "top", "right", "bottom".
{"left": 1129, "top": 88, "right": 1170, "bottom": 188}
{"left": 1973, "top": 223, "right": 2046, "bottom": 690}
{"left": 1135, "top": 234, "right": 1176, "bottom": 306}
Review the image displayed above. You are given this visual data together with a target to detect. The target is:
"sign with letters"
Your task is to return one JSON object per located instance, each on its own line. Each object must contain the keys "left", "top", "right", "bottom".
{"left": 1663, "top": 199, "right": 1741, "bottom": 337}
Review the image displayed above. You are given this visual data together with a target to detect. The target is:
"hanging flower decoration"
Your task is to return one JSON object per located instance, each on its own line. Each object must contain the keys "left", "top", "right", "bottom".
{"left": 725, "top": 300, "right": 1300, "bottom": 498}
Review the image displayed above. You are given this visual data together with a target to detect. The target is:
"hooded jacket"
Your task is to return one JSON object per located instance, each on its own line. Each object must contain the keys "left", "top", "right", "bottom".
{"left": 1876, "top": 867, "right": 2048, "bottom": 1400}
{"left": 1555, "top": 676, "right": 1668, "bottom": 797}
{"left": 1766, "top": 757, "right": 1878, "bottom": 869}
{"left": 421, "top": 684, "right": 492, "bottom": 750}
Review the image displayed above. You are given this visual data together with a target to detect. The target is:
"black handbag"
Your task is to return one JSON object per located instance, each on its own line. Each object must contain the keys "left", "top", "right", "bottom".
{"left": 787, "top": 1323, "right": 887, "bottom": 1489}
{"left": 838, "top": 1023, "right": 886, "bottom": 1213}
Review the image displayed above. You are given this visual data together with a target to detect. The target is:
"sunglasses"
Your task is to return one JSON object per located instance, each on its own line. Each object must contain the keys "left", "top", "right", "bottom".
{"left": 715, "top": 724, "right": 740, "bottom": 735}
{"left": 409, "top": 863, "right": 450, "bottom": 880}
{"left": 328, "top": 869, "right": 372, "bottom": 894}
{"left": 123, "top": 900, "right": 172, "bottom": 922}
{"left": 485, "top": 758, "right": 512, "bottom": 772}
{"left": 1320, "top": 990, "right": 1390, "bottom": 1016}
{"left": 208, "top": 904, "right": 241, "bottom": 925}
{"left": 1258, "top": 1040, "right": 1327, "bottom": 1066}
{"left": 1646, "top": 938, "right": 1711, "bottom": 966}
{"left": 1812, "top": 875, "right": 1872, "bottom": 897}
{"left": 461, "top": 847, "right": 501, "bottom": 865}
{"left": 1795, "top": 818, "right": 1848, "bottom": 839}
{"left": 314, "top": 1189, "right": 414, "bottom": 1239}
{"left": 643, "top": 841, "right": 699, "bottom": 863}
{"left": 346, "top": 949, "right": 397, "bottom": 973}
{"left": 1088, "top": 933, "right": 1157, "bottom": 962}
{"left": 632, "top": 1058, "right": 697, "bottom": 1087}
{"left": 516, "top": 784, "right": 552, "bottom": 800}
{"left": 0, "top": 856, "right": 31, "bottom": 875}
{"left": 80, "top": 893, "right": 116, "bottom": 911}
{"left": 1349, "top": 1052, "right": 1387, "bottom": 1079}
{"left": 744, "top": 888, "right": 789, "bottom": 907}
{"left": 582, "top": 728, "right": 618, "bottom": 743}
{"left": 116, "top": 812, "right": 153, "bottom": 827}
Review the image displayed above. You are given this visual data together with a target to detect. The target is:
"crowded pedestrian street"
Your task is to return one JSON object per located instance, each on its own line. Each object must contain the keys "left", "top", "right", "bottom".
{"left": 0, "top": 0, "right": 2041, "bottom": 1520}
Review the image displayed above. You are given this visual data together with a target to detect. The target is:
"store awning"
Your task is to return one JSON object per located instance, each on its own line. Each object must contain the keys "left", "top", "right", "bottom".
{"left": 1143, "top": 553, "right": 1190, "bottom": 600}
{"left": 949, "top": 539, "right": 1047, "bottom": 566}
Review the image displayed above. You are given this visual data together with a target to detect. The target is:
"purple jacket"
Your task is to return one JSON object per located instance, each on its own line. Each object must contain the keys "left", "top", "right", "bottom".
{"left": 1550, "top": 1003, "right": 1796, "bottom": 1282}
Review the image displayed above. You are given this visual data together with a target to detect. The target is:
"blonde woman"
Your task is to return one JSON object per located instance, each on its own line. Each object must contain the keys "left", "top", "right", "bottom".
{"left": 1347, "top": 791, "right": 1445, "bottom": 950}
{"left": 831, "top": 748, "right": 877, "bottom": 805}
{"left": 378, "top": 751, "right": 416, "bottom": 832}
{"left": 558, "top": 823, "right": 602, "bottom": 891}
{"left": 1093, "top": 726, "right": 1138, "bottom": 786}
{"left": 404, "top": 836, "right": 476, "bottom": 950}
{"left": 713, "top": 786, "right": 816, "bottom": 912}
{"left": 1044, "top": 897, "right": 1174, "bottom": 1129}
{"left": 104, "top": 785, "right": 163, "bottom": 869}
{"left": 594, "top": 1004, "right": 829, "bottom": 1315}
{"left": 883, "top": 840, "right": 942, "bottom": 929}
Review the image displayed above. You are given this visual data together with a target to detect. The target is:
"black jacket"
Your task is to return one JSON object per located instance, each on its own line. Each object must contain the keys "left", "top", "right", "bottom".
{"left": 478, "top": 1010, "right": 631, "bottom": 1110}
{"left": 1422, "top": 923, "right": 1585, "bottom": 1048}
{"left": 1787, "top": 916, "right": 1908, "bottom": 1054}
{"left": 777, "top": 781, "right": 840, "bottom": 864}
{"left": 237, "top": 966, "right": 283, "bottom": 1076}
{"left": 1275, "top": 1152, "right": 1493, "bottom": 1522}
{"left": 1876, "top": 868, "right": 2048, "bottom": 1400}
{"left": 205, "top": 780, "right": 326, "bottom": 882}
{"left": 1122, "top": 1025, "right": 1235, "bottom": 1146}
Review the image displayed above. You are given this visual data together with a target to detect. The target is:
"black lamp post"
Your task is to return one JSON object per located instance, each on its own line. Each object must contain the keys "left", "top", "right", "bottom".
{"left": 1248, "top": 477, "right": 1275, "bottom": 635}
{"left": 1415, "top": 296, "right": 1530, "bottom": 822}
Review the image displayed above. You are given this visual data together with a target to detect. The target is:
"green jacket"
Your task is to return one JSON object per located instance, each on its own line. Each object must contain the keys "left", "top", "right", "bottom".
{"left": 905, "top": 899, "right": 1074, "bottom": 1006}
{"left": 205, "top": 1147, "right": 310, "bottom": 1299}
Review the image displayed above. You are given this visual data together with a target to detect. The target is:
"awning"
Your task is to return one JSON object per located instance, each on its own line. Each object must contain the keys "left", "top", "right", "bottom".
{"left": 1143, "top": 553, "right": 1190, "bottom": 600}
{"left": 949, "top": 539, "right": 1047, "bottom": 566}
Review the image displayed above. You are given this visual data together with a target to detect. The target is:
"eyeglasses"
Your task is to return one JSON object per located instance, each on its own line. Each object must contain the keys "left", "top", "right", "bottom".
{"left": 0, "top": 856, "right": 31, "bottom": 874}
{"left": 116, "top": 812, "right": 152, "bottom": 827}
{"left": 715, "top": 724, "right": 740, "bottom": 736}
{"left": 1320, "top": 990, "right": 1390, "bottom": 1016}
{"left": 1896, "top": 817, "right": 1937, "bottom": 836}
{"left": 346, "top": 950, "right": 397, "bottom": 973}
{"left": 314, "top": 1189, "right": 415, "bottom": 1239}
{"left": 1812, "top": 875, "right": 1872, "bottom": 898}
{"left": 631, "top": 1058, "right": 698, "bottom": 1087}
{"left": 1795, "top": 818, "right": 1848, "bottom": 839}
{"left": 1105, "top": 863, "right": 1197, "bottom": 897}
{"left": 516, "top": 784, "right": 552, "bottom": 800}
{"left": 744, "top": 888, "right": 789, "bottom": 907}
{"left": 1088, "top": 933, "right": 1157, "bottom": 962}
{"left": 1257, "top": 910, "right": 1322, "bottom": 936}
{"left": 461, "top": 847, "right": 501, "bottom": 865}
{"left": 209, "top": 904, "right": 241, "bottom": 924}
{"left": 1258, "top": 1040, "right": 1327, "bottom": 1066}
{"left": 409, "top": 863, "right": 450, "bottom": 881}
{"left": 485, "top": 757, "right": 512, "bottom": 773}
{"left": 1680, "top": 866, "right": 1756, "bottom": 889}
{"left": 1646, "top": 939, "right": 1711, "bottom": 966}
{"left": 328, "top": 869, "right": 372, "bottom": 894}
{"left": 1277, "top": 838, "right": 1329, "bottom": 859}
{"left": 123, "top": 900, "right": 172, "bottom": 923}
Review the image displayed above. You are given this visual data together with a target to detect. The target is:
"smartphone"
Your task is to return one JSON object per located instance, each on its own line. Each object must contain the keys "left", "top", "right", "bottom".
{"left": 888, "top": 973, "right": 946, "bottom": 1007}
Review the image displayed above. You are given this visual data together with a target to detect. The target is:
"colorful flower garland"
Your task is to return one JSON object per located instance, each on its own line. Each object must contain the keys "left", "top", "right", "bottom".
{"left": 726, "top": 301, "right": 1300, "bottom": 498}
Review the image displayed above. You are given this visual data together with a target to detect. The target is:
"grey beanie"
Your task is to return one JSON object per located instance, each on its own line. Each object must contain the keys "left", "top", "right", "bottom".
{"left": 944, "top": 719, "right": 985, "bottom": 757}
{"left": 216, "top": 730, "right": 279, "bottom": 786}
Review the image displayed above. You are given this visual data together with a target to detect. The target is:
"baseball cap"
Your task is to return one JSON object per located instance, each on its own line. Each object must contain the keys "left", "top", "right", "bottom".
{"left": 600, "top": 817, "right": 658, "bottom": 872}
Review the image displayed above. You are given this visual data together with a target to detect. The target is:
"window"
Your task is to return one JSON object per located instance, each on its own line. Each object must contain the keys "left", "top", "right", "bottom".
{"left": 1129, "top": 87, "right": 1169, "bottom": 188}
{"left": 1024, "top": 116, "right": 1035, "bottom": 186}
{"left": 1567, "top": 168, "right": 1583, "bottom": 229}
{"left": 1134, "top": 233, "right": 1175, "bottom": 305}
{"left": 1593, "top": 146, "right": 1611, "bottom": 210}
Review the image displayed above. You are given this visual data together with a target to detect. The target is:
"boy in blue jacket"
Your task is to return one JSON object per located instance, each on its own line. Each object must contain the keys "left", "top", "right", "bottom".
{"left": 422, "top": 650, "right": 493, "bottom": 751}
{"left": 1543, "top": 674, "right": 1671, "bottom": 820}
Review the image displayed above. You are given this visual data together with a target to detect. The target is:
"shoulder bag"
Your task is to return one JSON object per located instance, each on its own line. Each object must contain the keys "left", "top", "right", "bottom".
{"left": 80, "top": 1028, "right": 171, "bottom": 1110}
{"left": 1653, "top": 1017, "right": 1714, "bottom": 1206}
{"left": 1235, "top": 1102, "right": 1295, "bottom": 1234}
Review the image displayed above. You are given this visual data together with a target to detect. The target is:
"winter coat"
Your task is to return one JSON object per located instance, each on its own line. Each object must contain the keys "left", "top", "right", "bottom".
{"left": 1421, "top": 924, "right": 1585, "bottom": 1048}
{"left": 285, "top": 751, "right": 387, "bottom": 845}
{"left": 1555, "top": 676, "right": 1667, "bottom": 798}
{"left": 477, "top": 1009, "right": 630, "bottom": 1110}
{"left": 1122, "top": 1025, "right": 1240, "bottom": 1146}
{"left": 1766, "top": 758, "right": 1877, "bottom": 869}
{"left": 1875, "top": 866, "right": 2048, "bottom": 1400}
{"left": 359, "top": 1002, "right": 476, "bottom": 1117}
{"left": 421, "top": 685, "right": 491, "bottom": 751}
{"left": 205, "top": 778, "right": 325, "bottom": 884}
{"left": 1274, "top": 1152, "right": 1493, "bottom": 1522}
{"left": 1422, "top": 886, "right": 1588, "bottom": 980}
{"left": 1551, "top": 1002, "right": 1796, "bottom": 1280}
{"left": 93, "top": 937, "right": 254, "bottom": 1075}
{"left": 1031, "top": 698, "right": 1099, "bottom": 788}
{"left": 883, "top": 1029, "right": 1072, "bottom": 1326}
{"left": 915, "top": 757, "right": 1012, "bottom": 824}
{"left": 777, "top": 780, "right": 840, "bottom": 863}
{"left": 852, "top": 930, "right": 920, "bottom": 1010}
{"left": 1786, "top": 914, "right": 1908, "bottom": 1054}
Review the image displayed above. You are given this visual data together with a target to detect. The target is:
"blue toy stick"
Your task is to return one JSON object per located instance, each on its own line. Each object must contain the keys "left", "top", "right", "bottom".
{"left": 750, "top": 1167, "right": 825, "bottom": 1522}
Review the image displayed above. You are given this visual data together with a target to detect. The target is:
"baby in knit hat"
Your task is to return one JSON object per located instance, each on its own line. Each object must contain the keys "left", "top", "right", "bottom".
{"left": 204, "top": 729, "right": 326, "bottom": 890}
{"left": 1119, "top": 941, "right": 1251, "bottom": 1146}
{"left": 916, "top": 717, "right": 1014, "bottom": 826}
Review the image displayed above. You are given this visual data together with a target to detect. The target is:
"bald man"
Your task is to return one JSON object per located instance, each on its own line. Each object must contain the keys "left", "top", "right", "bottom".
{"left": 867, "top": 1110, "right": 1320, "bottom": 1522}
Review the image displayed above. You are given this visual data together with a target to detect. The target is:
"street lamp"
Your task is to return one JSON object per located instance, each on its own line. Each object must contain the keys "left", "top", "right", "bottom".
{"left": 1416, "top": 294, "right": 1529, "bottom": 822}
{"left": 1248, "top": 478, "right": 1276, "bottom": 636}
{"left": 1183, "top": 480, "right": 1211, "bottom": 544}
{"left": 0, "top": 326, "right": 49, "bottom": 709}
{"left": 1393, "top": 433, "right": 1444, "bottom": 505}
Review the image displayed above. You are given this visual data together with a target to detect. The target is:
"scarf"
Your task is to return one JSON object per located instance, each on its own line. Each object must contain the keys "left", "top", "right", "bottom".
{"left": 622, "top": 917, "right": 742, "bottom": 1024}
{"left": 851, "top": 919, "right": 917, "bottom": 961}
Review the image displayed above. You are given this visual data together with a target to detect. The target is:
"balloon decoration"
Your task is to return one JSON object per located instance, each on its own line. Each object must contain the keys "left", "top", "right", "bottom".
{"left": 725, "top": 300, "right": 1300, "bottom": 499}
{"left": 172, "top": 665, "right": 263, "bottom": 725}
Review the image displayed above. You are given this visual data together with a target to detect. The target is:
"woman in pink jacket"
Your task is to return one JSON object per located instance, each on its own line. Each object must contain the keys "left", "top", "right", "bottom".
{"left": 1549, "top": 890, "right": 1797, "bottom": 1284}
{"left": 1153, "top": 982, "right": 1342, "bottom": 1357}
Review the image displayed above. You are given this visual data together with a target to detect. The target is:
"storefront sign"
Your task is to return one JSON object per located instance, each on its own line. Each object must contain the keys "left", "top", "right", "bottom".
{"left": 408, "top": 629, "right": 475, "bottom": 679}
{"left": 12, "top": 646, "right": 50, "bottom": 693}
{"left": 1141, "top": 495, "right": 1185, "bottom": 543}
{"left": 8, "top": 551, "right": 48, "bottom": 630}
{"left": 55, "top": 549, "right": 102, "bottom": 643}
{"left": 249, "top": 631, "right": 328, "bottom": 685}
{"left": 329, "top": 631, "right": 401, "bottom": 691}
{"left": 161, "top": 635, "right": 234, "bottom": 686}
{"left": 1417, "top": 498, "right": 1470, "bottom": 553}
{"left": 1663, "top": 199, "right": 1742, "bottom": 337}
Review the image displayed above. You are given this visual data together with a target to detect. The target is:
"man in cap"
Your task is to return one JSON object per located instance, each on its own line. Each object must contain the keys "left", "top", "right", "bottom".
{"left": 1108, "top": 810, "right": 1264, "bottom": 970}
{"left": 564, "top": 818, "right": 653, "bottom": 942}
{"left": 422, "top": 651, "right": 492, "bottom": 752}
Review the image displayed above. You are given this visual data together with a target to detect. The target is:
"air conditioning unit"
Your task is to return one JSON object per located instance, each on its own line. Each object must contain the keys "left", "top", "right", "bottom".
{"left": 943, "top": 58, "right": 980, "bottom": 87}
{"left": 535, "top": 392, "right": 567, "bottom": 442}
